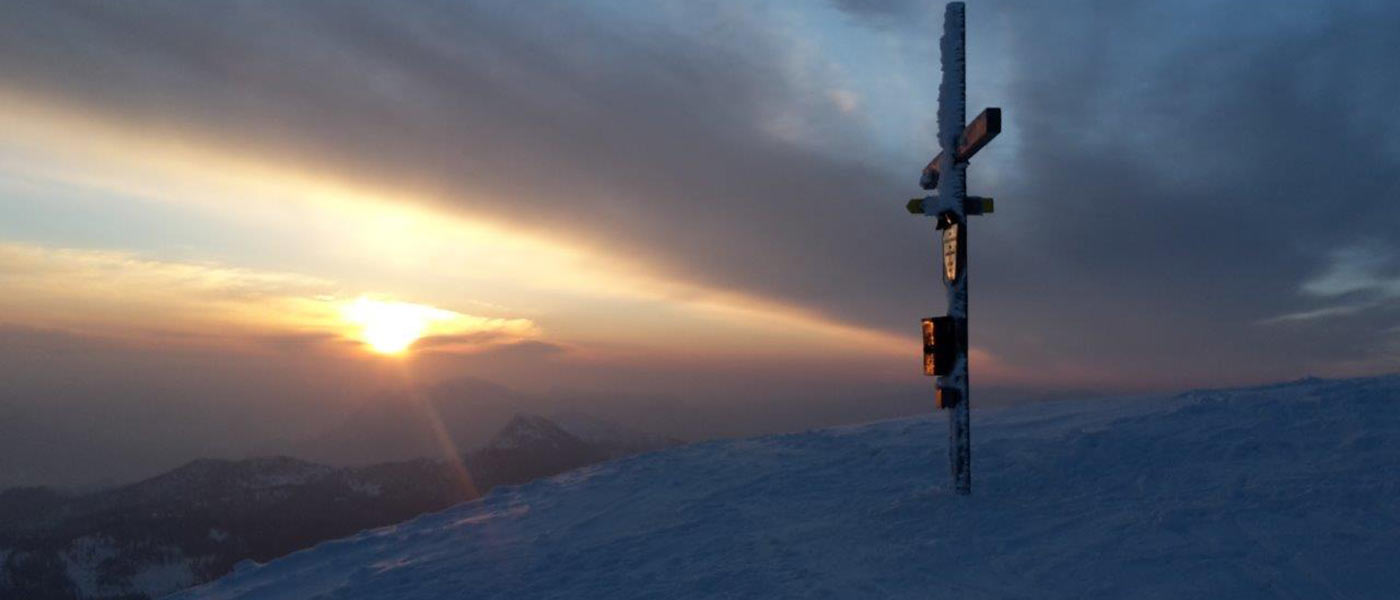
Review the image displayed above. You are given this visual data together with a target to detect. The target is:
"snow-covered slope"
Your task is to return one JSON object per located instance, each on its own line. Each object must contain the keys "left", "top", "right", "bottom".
{"left": 169, "top": 376, "right": 1400, "bottom": 599}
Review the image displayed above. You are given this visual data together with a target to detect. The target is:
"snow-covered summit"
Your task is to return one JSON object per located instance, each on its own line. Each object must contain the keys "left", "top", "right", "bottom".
{"left": 171, "top": 375, "right": 1400, "bottom": 599}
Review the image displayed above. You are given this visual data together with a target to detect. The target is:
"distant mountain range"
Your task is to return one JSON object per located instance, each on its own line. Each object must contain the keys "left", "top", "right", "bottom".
{"left": 273, "top": 379, "right": 682, "bottom": 467}
{"left": 0, "top": 413, "right": 678, "bottom": 600}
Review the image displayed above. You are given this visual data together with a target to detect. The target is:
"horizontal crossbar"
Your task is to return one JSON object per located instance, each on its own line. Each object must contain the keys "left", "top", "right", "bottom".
{"left": 919, "top": 107, "right": 1001, "bottom": 190}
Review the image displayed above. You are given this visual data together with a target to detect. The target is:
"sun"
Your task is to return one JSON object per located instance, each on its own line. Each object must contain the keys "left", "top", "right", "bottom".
{"left": 342, "top": 297, "right": 441, "bottom": 355}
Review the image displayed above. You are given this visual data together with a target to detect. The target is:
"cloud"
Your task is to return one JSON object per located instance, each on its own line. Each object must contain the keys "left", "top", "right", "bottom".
{"left": 0, "top": 243, "right": 540, "bottom": 353}
{"left": 478, "top": 339, "right": 569, "bottom": 358}
{"left": 828, "top": 89, "right": 861, "bottom": 114}
{"left": 0, "top": 0, "right": 902, "bottom": 329}
{"left": 7, "top": 0, "right": 1400, "bottom": 492}
{"left": 1300, "top": 243, "right": 1400, "bottom": 299}
{"left": 1261, "top": 241, "right": 1400, "bottom": 326}
{"left": 249, "top": 331, "right": 351, "bottom": 350}
{"left": 410, "top": 330, "right": 551, "bottom": 355}
{"left": 1, "top": 0, "right": 1398, "bottom": 389}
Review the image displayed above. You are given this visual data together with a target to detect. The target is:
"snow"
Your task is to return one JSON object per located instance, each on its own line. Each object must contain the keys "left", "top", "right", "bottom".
{"left": 129, "top": 559, "right": 196, "bottom": 598}
{"left": 938, "top": 1, "right": 966, "bottom": 160}
{"left": 347, "top": 479, "right": 384, "bottom": 497}
{"left": 61, "top": 535, "right": 199, "bottom": 599}
{"left": 61, "top": 535, "right": 119, "bottom": 598}
{"left": 485, "top": 414, "right": 567, "bottom": 450}
{"left": 170, "top": 375, "right": 1400, "bottom": 599}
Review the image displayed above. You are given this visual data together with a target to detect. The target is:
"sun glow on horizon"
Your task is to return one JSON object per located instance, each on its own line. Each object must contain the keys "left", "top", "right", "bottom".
{"left": 342, "top": 297, "right": 460, "bottom": 355}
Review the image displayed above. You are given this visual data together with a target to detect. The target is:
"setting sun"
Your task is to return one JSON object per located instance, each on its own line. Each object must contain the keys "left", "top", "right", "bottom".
{"left": 342, "top": 297, "right": 451, "bottom": 355}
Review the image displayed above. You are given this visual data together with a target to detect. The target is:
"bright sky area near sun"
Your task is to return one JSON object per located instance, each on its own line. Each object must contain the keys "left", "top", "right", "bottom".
{"left": 0, "top": 90, "right": 914, "bottom": 365}
{"left": 0, "top": 2, "right": 964, "bottom": 386}
{"left": 3, "top": 0, "right": 1399, "bottom": 460}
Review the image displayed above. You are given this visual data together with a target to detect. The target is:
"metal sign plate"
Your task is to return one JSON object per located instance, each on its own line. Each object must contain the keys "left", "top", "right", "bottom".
{"left": 942, "top": 221, "right": 959, "bottom": 282}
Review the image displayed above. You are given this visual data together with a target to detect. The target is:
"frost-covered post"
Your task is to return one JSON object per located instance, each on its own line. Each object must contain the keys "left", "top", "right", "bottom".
{"left": 905, "top": 2, "right": 1000, "bottom": 496}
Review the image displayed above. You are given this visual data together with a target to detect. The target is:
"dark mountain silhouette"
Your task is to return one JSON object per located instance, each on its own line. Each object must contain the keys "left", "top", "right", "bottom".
{"left": 0, "top": 414, "right": 677, "bottom": 600}
{"left": 470, "top": 414, "right": 610, "bottom": 490}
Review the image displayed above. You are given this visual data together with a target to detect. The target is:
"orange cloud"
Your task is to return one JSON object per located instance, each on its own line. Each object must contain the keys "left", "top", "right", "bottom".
{"left": 0, "top": 243, "right": 539, "bottom": 355}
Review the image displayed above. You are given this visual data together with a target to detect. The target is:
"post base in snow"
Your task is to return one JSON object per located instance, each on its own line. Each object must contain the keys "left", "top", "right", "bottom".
{"left": 950, "top": 390, "right": 971, "bottom": 495}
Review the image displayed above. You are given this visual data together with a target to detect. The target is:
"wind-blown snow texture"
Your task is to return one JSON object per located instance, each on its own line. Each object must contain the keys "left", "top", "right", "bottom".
{"left": 171, "top": 376, "right": 1400, "bottom": 599}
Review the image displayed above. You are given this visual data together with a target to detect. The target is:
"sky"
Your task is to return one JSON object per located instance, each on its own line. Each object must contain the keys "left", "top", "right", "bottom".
{"left": 2, "top": 0, "right": 1399, "bottom": 488}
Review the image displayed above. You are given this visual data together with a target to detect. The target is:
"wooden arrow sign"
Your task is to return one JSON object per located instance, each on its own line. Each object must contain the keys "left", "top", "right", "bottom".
{"left": 906, "top": 195, "right": 993, "bottom": 215}
{"left": 919, "top": 107, "right": 1001, "bottom": 190}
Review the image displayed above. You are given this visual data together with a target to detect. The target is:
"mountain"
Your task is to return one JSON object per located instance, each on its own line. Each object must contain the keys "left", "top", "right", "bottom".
{"left": 468, "top": 414, "right": 614, "bottom": 491}
{"left": 0, "top": 414, "right": 674, "bottom": 600}
{"left": 282, "top": 378, "right": 528, "bottom": 465}
{"left": 0, "top": 456, "right": 466, "bottom": 600}
{"left": 171, "top": 374, "right": 1400, "bottom": 599}
{"left": 281, "top": 380, "right": 685, "bottom": 468}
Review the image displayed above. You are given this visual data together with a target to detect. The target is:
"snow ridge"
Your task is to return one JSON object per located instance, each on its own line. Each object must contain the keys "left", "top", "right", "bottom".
{"left": 171, "top": 375, "right": 1400, "bottom": 599}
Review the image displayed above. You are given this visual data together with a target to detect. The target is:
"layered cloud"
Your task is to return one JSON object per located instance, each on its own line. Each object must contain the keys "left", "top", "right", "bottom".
{"left": 2, "top": 0, "right": 1398, "bottom": 392}
{"left": 6, "top": 0, "right": 1400, "bottom": 490}
{"left": 0, "top": 243, "right": 540, "bottom": 355}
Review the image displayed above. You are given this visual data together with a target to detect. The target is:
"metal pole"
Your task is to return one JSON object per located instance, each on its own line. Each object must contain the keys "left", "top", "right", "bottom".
{"left": 938, "top": 1, "right": 971, "bottom": 495}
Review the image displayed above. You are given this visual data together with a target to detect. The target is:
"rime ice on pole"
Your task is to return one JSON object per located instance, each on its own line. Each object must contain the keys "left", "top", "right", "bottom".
{"left": 907, "top": 2, "right": 1002, "bottom": 495}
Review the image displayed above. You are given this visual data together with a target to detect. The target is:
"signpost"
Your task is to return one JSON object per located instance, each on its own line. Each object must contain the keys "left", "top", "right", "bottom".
{"left": 906, "top": 2, "right": 1001, "bottom": 496}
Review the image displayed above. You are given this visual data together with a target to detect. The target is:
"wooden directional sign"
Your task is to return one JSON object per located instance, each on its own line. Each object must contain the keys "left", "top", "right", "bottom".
{"left": 920, "top": 107, "right": 1002, "bottom": 190}
{"left": 965, "top": 196, "right": 993, "bottom": 215}
{"left": 908, "top": 196, "right": 993, "bottom": 215}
